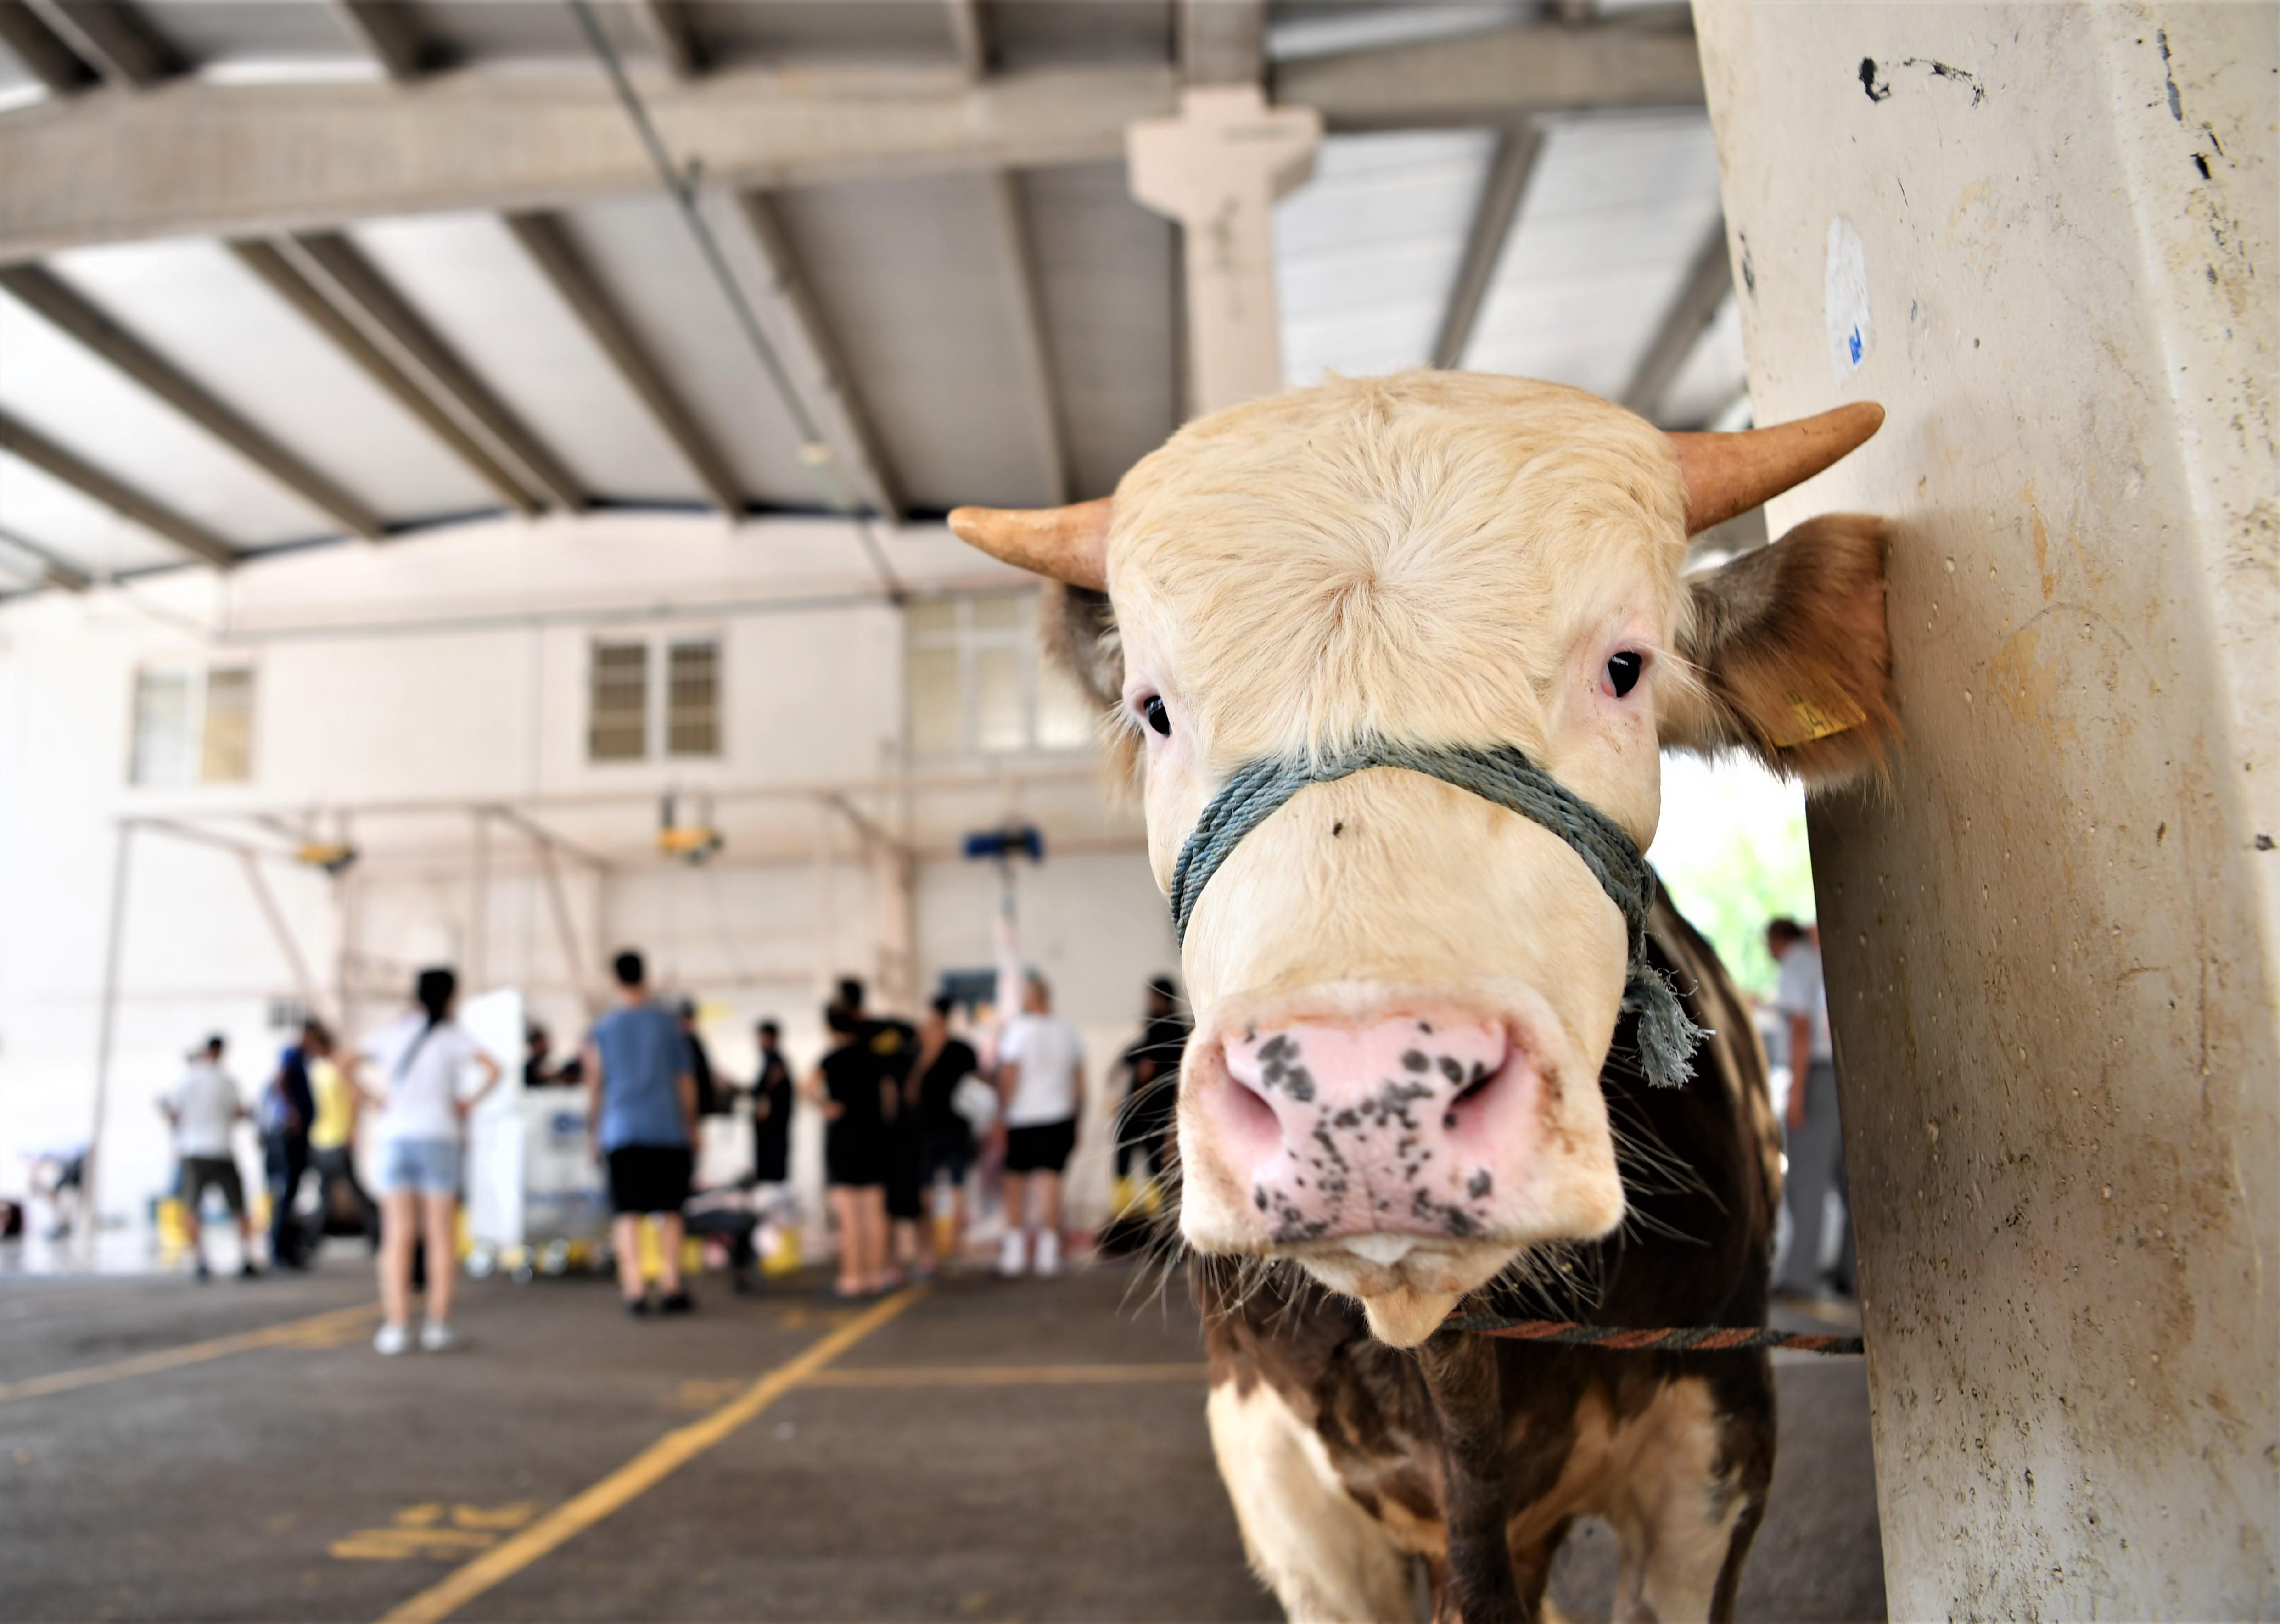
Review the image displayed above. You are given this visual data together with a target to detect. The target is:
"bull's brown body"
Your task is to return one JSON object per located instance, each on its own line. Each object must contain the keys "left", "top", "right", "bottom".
{"left": 1195, "top": 896, "right": 1781, "bottom": 1622}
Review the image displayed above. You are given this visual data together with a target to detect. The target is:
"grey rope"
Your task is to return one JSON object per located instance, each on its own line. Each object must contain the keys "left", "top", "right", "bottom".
{"left": 1168, "top": 743, "right": 1706, "bottom": 1089}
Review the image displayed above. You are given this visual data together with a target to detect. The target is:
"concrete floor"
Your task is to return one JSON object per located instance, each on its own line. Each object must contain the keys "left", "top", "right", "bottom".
{"left": 0, "top": 1255, "right": 1885, "bottom": 1622}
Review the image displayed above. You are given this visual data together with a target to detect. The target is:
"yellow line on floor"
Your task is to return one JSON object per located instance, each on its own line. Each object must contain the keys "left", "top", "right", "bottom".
{"left": 0, "top": 1299, "right": 380, "bottom": 1406}
{"left": 375, "top": 1284, "right": 927, "bottom": 1624}
{"left": 803, "top": 1362, "right": 1209, "bottom": 1388}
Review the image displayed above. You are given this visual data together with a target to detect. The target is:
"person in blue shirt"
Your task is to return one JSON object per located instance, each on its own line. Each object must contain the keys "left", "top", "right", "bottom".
{"left": 583, "top": 950, "right": 697, "bottom": 1316}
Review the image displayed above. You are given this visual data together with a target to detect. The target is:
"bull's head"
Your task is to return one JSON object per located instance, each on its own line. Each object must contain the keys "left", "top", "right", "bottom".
{"left": 951, "top": 374, "right": 1893, "bottom": 1346}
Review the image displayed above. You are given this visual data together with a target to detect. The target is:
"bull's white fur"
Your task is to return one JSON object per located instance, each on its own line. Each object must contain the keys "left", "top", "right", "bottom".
{"left": 1107, "top": 374, "right": 1692, "bottom": 1336}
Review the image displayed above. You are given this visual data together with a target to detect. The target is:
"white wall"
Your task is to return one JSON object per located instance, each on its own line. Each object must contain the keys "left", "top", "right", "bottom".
{"left": 0, "top": 509, "right": 1165, "bottom": 1232}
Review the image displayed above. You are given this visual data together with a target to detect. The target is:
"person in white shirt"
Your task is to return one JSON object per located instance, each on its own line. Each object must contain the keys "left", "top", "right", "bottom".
{"left": 1767, "top": 918, "right": 1851, "bottom": 1299}
{"left": 160, "top": 1035, "right": 257, "bottom": 1280}
{"left": 348, "top": 968, "right": 501, "bottom": 1355}
{"left": 993, "top": 973, "right": 1085, "bottom": 1278}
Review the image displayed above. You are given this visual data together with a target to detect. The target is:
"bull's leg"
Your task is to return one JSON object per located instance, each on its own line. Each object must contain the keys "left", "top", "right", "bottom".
{"left": 1608, "top": 1363, "right": 1776, "bottom": 1623}
{"left": 1418, "top": 1329, "right": 1524, "bottom": 1624}
{"left": 1206, "top": 1376, "right": 1412, "bottom": 1624}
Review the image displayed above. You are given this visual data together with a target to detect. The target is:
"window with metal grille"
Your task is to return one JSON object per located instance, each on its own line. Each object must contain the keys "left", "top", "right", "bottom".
{"left": 129, "top": 665, "right": 256, "bottom": 786}
{"left": 666, "top": 640, "right": 720, "bottom": 757}
{"left": 588, "top": 635, "right": 721, "bottom": 763}
{"left": 907, "top": 593, "right": 1092, "bottom": 758}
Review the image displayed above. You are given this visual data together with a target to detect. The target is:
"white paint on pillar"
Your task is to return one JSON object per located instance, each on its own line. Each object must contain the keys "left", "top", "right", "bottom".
{"left": 1127, "top": 85, "right": 1322, "bottom": 417}
{"left": 1694, "top": 4, "right": 2276, "bottom": 1617}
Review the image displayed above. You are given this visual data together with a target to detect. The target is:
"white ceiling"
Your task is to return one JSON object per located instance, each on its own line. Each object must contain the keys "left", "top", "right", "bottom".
{"left": 0, "top": 1, "right": 1745, "bottom": 592}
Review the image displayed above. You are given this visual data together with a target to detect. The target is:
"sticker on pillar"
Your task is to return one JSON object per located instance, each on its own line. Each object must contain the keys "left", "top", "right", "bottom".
{"left": 1824, "top": 216, "right": 1871, "bottom": 383}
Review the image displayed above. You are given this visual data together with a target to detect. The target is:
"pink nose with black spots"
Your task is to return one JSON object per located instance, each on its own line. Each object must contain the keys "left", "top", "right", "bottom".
{"left": 1215, "top": 1014, "right": 1529, "bottom": 1244}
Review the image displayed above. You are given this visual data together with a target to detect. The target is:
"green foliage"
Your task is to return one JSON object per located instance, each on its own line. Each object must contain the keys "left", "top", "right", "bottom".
{"left": 1652, "top": 783, "right": 1818, "bottom": 999}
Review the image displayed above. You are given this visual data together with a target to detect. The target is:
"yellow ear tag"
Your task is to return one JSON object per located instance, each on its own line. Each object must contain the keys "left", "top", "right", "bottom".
{"left": 1771, "top": 689, "right": 1868, "bottom": 747}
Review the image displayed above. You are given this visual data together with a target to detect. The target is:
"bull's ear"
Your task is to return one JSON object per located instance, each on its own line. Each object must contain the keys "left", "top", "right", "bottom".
{"left": 1660, "top": 513, "right": 1896, "bottom": 786}
{"left": 1038, "top": 582, "right": 1123, "bottom": 710}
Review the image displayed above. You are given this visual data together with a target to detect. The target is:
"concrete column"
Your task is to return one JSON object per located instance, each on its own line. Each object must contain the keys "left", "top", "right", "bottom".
{"left": 1693, "top": 5, "right": 2276, "bottom": 1616}
{"left": 1127, "top": 85, "right": 1321, "bottom": 416}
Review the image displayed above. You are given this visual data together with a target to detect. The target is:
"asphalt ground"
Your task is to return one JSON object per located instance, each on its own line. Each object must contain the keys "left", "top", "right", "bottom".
{"left": 0, "top": 1256, "right": 1883, "bottom": 1622}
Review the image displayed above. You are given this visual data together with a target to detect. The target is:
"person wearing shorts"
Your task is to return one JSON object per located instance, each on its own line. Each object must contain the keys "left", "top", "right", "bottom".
{"left": 912, "top": 995, "right": 980, "bottom": 1271}
{"left": 586, "top": 950, "right": 697, "bottom": 1317}
{"left": 354, "top": 968, "right": 499, "bottom": 1354}
{"left": 162, "top": 1035, "right": 257, "bottom": 1280}
{"left": 809, "top": 1001, "right": 890, "bottom": 1297}
{"left": 993, "top": 974, "right": 1085, "bottom": 1278}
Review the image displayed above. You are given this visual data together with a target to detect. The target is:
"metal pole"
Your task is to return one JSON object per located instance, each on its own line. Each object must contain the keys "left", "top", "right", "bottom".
{"left": 81, "top": 822, "right": 135, "bottom": 1265}
{"left": 238, "top": 850, "right": 321, "bottom": 1017}
{"left": 468, "top": 808, "right": 491, "bottom": 990}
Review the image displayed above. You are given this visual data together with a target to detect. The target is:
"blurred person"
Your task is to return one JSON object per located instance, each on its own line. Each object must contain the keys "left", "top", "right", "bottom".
{"left": 749, "top": 1020, "right": 793, "bottom": 1187}
{"left": 162, "top": 1036, "right": 258, "bottom": 1281}
{"left": 353, "top": 969, "right": 500, "bottom": 1353}
{"left": 994, "top": 973, "right": 1084, "bottom": 1278}
{"left": 306, "top": 1024, "right": 378, "bottom": 1255}
{"left": 524, "top": 1025, "right": 565, "bottom": 1089}
{"left": 586, "top": 951, "right": 698, "bottom": 1317}
{"left": 677, "top": 999, "right": 727, "bottom": 1121}
{"left": 1768, "top": 918, "right": 1853, "bottom": 1299}
{"left": 261, "top": 1020, "right": 322, "bottom": 1270}
{"left": 807, "top": 1001, "right": 890, "bottom": 1297}
{"left": 837, "top": 979, "right": 921, "bottom": 1282}
{"left": 1115, "top": 976, "right": 1188, "bottom": 1202}
{"left": 910, "top": 995, "right": 980, "bottom": 1271}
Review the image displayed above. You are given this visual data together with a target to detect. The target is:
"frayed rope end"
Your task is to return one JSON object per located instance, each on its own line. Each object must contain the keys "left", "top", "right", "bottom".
{"left": 1624, "top": 964, "right": 1706, "bottom": 1089}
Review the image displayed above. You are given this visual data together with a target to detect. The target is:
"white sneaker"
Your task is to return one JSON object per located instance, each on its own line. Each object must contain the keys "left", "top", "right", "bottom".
{"left": 374, "top": 1322, "right": 410, "bottom": 1356}
{"left": 420, "top": 1321, "right": 461, "bottom": 1353}
{"left": 1034, "top": 1230, "right": 1062, "bottom": 1278}
{"left": 997, "top": 1230, "right": 1029, "bottom": 1277}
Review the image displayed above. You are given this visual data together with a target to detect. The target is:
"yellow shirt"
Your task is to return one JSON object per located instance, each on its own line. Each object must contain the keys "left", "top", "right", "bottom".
{"left": 308, "top": 1056, "right": 354, "bottom": 1152}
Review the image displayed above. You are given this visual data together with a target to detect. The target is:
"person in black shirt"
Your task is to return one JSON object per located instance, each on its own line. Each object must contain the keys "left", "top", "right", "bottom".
{"left": 805, "top": 1002, "right": 890, "bottom": 1296}
{"left": 911, "top": 995, "right": 981, "bottom": 1272}
{"left": 1116, "top": 977, "right": 1189, "bottom": 1197}
{"left": 749, "top": 1020, "right": 793, "bottom": 1185}
{"left": 837, "top": 979, "right": 922, "bottom": 1284}
{"left": 678, "top": 1000, "right": 725, "bottom": 1121}
{"left": 263, "top": 1020, "right": 322, "bottom": 1270}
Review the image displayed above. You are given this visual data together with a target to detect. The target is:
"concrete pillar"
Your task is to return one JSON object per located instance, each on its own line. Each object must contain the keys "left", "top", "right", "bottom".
{"left": 1127, "top": 85, "right": 1321, "bottom": 416}
{"left": 1692, "top": 5, "right": 2276, "bottom": 1615}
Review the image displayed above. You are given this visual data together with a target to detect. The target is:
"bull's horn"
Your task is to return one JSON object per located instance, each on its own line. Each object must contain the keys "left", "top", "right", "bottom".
{"left": 1668, "top": 402, "right": 1885, "bottom": 534}
{"left": 947, "top": 497, "right": 1113, "bottom": 590}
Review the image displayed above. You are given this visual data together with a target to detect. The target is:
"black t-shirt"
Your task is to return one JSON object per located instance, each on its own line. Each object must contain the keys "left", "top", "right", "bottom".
{"left": 915, "top": 1038, "right": 980, "bottom": 1137}
{"left": 687, "top": 1033, "right": 724, "bottom": 1116}
{"left": 856, "top": 1018, "right": 918, "bottom": 1126}
{"left": 821, "top": 1043, "right": 887, "bottom": 1144}
{"left": 750, "top": 1051, "right": 792, "bottom": 1182}
{"left": 1122, "top": 1013, "right": 1190, "bottom": 1130}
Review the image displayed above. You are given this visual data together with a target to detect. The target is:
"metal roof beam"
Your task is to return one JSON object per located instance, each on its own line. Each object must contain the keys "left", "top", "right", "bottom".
{"left": 1180, "top": 0, "right": 1264, "bottom": 86}
{"left": 635, "top": 0, "right": 701, "bottom": 80}
{"left": 0, "top": 64, "right": 1172, "bottom": 259}
{"left": 331, "top": 0, "right": 434, "bottom": 83}
{"left": 1272, "top": 15, "right": 1703, "bottom": 127}
{"left": 984, "top": 171, "right": 1068, "bottom": 505}
{"left": 1620, "top": 214, "right": 1731, "bottom": 424}
{"left": 287, "top": 231, "right": 587, "bottom": 513}
{"left": 710, "top": 190, "right": 903, "bottom": 522}
{"left": 227, "top": 237, "right": 540, "bottom": 516}
{"left": 1429, "top": 123, "right": 1542, "bottom": 371}
{"left": 0, "top": 0, "right": 95, "bottom": 93}
{"left": 0, "top": 521, "right": 94, "bottom": 590}
{"left": 0, "top": 262, "right": 386, "bottom": 539}
{"left": 0, "top": 406, "right": 236, "bottom": 566}
{"left": 504, "top": 211, "right": 744, "bottom": 519}
{"left": 23, "top": 0, "right": 176, "bottom": 87}
{"left": 942, "top": 0, "right": 988, "bottom": 80}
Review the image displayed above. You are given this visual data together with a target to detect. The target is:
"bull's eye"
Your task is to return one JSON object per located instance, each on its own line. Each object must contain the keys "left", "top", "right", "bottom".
{"left": 1142, "top": 695, "right": 1171, "bottom": 737}
{"left": 1604, "top": 651, "right": 1644, "bottom": 698}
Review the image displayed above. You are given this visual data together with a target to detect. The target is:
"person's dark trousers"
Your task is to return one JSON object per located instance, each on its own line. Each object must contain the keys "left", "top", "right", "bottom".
{"left": 1777, "top": 1059, "right": 1849, "bottom": 1296}
{"left": 264, "top": 1131, "right": 311, "bottom": 1268}
{"left": 312, "top": 1146, "right": 380, "bottom": 1255}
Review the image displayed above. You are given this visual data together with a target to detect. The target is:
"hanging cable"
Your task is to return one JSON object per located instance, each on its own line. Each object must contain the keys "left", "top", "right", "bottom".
{"left": 565, "top": 0, "right": 904, "bottom": 600}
